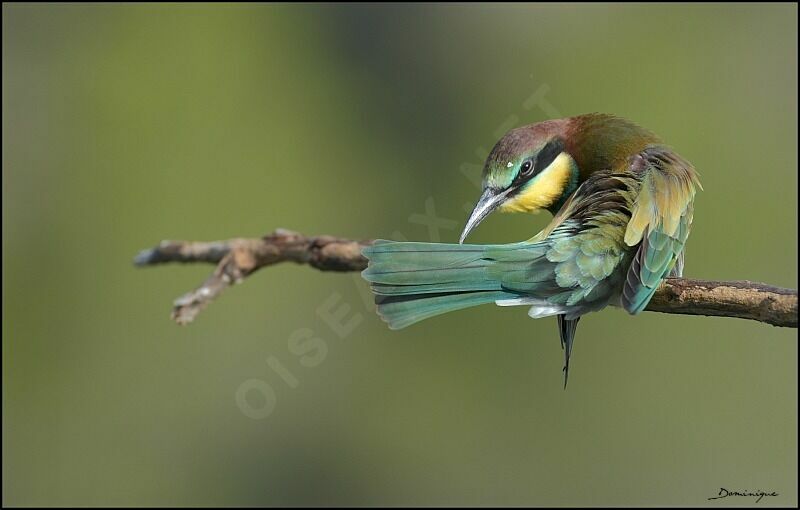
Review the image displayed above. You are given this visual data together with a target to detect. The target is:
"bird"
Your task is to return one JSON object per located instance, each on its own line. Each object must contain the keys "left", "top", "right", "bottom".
{"left": 361, "top": 113, "right": 701, "bottom": 386}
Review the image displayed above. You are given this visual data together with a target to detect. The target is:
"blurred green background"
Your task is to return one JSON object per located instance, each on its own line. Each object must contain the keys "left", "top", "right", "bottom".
{"left": 3, "top": 3, "right": 797, "bottom": 507}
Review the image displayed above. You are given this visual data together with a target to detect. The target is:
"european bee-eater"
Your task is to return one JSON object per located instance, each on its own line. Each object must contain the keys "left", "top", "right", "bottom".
{"left": 362, "top": 113, "right": 701, "bottom": 386}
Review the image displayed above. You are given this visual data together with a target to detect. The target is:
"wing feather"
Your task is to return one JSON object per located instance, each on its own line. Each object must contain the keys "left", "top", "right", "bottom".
{"left": 622, "top": 146, "right": 701, "bottom": 314}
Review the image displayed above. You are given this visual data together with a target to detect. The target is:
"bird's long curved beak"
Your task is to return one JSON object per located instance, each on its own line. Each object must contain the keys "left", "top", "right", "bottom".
{"left": 459, "top": 187, "right": 510, "bottom": 244}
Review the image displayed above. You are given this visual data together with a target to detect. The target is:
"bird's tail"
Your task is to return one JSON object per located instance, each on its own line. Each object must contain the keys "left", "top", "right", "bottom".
{"left": 557, "top": 315, "right": 580, "bottom": 388}
{"left": 361, "top": 240, "right": 524, "bottom": 330}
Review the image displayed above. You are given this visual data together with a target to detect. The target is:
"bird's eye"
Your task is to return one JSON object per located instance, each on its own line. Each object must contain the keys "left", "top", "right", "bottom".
{"left": 519, "top": 160, "right": 534, "bottom": 177}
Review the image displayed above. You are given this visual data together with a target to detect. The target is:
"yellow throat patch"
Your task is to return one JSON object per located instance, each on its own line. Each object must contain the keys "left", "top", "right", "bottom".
{"left": 500, "top": 152, "right": 574, "bottom": 213}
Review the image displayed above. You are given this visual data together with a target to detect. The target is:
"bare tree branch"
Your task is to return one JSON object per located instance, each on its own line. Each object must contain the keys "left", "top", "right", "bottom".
{"left": 134, "top": 229, "right": 798, "bottom": 328}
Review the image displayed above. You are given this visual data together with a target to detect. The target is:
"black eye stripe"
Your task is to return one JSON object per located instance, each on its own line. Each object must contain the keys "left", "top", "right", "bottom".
{"left": 510, "top": 138, "right": 565, "bottom": 188}
{"left": 534, "top": 138, "right": 565, "bottom": 175}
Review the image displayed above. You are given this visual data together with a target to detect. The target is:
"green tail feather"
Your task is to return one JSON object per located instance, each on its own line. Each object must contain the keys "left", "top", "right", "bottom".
{"left": 362, "top": 240, "right": 525, "bottom": 329}
{"left": 375, "top": 290, "right": 515, "bottom": 330}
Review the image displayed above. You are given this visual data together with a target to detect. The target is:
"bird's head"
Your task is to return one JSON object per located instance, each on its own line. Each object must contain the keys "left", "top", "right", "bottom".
{"left": 459, "top": 114, "right": 659, "bottom": 243}
{"left": 459, "top": 118, "right": 578, "bottom": 243}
